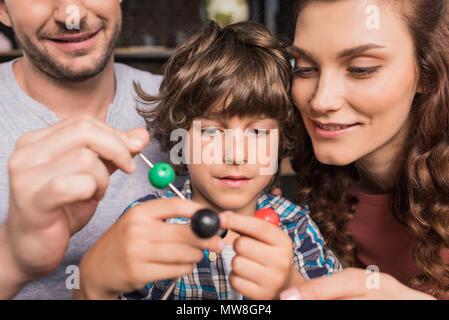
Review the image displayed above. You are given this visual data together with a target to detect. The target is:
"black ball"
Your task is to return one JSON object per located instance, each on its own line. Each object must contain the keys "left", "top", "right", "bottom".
{"left": 191, "top": 209, "right": 220, "bottom": 239}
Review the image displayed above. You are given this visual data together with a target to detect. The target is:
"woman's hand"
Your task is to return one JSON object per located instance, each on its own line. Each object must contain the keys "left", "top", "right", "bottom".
{"left": 74, "top": 198, "right": 226, "bottom": 300}
{"left": 220, "top": 212, "right": 305, "bottom": 300}
{"left": 280, "top": 268, "right": 436, "bottom": 300}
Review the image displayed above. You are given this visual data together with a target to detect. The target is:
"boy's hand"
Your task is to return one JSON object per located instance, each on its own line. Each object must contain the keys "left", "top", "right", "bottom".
{"left": 220, "top": 212, "right": 303, "bottom": 299}
{"left": 74, "top": 198, "right": 226, "bottom": 300}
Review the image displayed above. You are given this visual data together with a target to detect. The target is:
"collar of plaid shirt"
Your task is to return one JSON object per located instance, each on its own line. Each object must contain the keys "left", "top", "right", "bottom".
{"left": 126, "top": 178, "right": 314, "bottom": 300}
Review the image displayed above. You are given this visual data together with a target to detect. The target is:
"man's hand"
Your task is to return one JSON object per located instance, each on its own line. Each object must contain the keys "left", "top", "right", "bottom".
{"left": 0, "top": 116, "right": 149, "bottom": 299}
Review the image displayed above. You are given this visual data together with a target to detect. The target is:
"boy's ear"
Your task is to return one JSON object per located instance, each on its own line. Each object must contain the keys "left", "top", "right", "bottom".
{"left": 0, "top": 1, "right": 12, "bottom": 28}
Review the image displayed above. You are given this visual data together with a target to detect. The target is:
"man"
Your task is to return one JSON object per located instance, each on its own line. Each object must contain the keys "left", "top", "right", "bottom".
{"left": 0, "top": 0, "right": 170, "bottom": 299}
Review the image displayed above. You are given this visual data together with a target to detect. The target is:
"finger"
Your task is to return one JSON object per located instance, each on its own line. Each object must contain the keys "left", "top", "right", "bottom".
{"left": 13, "top": 120, "right": 143, "bottom": 173}
{"left": 122, "top": 201, "right": 227, "bottom": 252}
{"left": 144, "top": 243, "right": 204, "bottom": 264}
{"left": 271, "top": 188, "right": 282, "bottom": 196}
{"left": 219, "top": 212, "right": 282, "bottom": 245}
{"left": 35, "top": 174, "right": 98, "bottom": 215}
{"left": 233, "top": 236, "right": 278, "bottom": 266}
{"left": 15, "top": 117, "right": 149, "bottom": 153}
{"left": 229, "top": 271, "right": 263, "bottom": 299}
{"left": 26, "top": 149, "right": 111, "bottom": 211}
{"left": 231, "top": 255, "right": 267, "bottom": 286}
{"left": 341, "top": 295, "right": 375, "bottom": 300}
{"left": 139, "top": 262, "right": 196, "bottom": 284}
{"left": 130, "top": 198, "right": 215, "bottom": 221}
{"left": 14, "top": 120, "right": 71, "bottom": 148}
{"left": 128, "top": 128, "right": 150, "bottom": 154}
{"left": 141, "top": 222, "right": 225, "bottom": 253}
{"left": 293, "top": 268, "right": 369, "bottom": 300}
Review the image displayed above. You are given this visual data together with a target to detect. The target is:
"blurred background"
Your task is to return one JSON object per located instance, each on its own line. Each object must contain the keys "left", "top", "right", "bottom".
{"left": 0, "top": 0, "right": 300, "bottom": 199}
{"left": 0, "top": 0, "right": 297, "bottom": 73}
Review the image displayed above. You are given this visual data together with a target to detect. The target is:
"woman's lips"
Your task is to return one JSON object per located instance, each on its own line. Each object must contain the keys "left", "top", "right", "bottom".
{"left": 217, "top": 177, "right": 250, "bottom": 188}
{"left": 311, "top": 120, "right": 360, "bottom": 138}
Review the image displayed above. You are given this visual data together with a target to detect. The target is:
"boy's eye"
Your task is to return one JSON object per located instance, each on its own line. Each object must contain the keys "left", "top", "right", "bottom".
{"left": 202, "top": 128, "right": 222, "bottom": 136}
{"left": 247, "top": 128, "right": 268, "bottom": 136}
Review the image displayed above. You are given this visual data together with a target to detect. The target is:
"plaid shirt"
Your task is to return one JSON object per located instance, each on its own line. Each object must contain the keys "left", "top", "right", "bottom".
{"left": 120, "top": 179, "right": 341, "bottom": 300}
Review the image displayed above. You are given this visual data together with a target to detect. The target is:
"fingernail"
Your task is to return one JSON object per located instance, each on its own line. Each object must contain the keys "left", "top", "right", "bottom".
{"left": 129, "top": 136, "right": 144, "bottom": 149}
{"left": 280, "top": 288, "right": 302, "bottom": 300}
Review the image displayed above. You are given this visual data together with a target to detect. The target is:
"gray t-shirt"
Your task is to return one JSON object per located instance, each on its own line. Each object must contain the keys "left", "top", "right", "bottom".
{"left": 0, "top": 60, "right": 173, "bottom": 299}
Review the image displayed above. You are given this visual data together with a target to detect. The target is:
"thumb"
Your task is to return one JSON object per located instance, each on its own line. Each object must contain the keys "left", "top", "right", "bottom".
{"left": 103, "top": 128, "right": 149, "bottom": 174}
{"left": 126, "top": 128, "right": 150, "bottom": 153}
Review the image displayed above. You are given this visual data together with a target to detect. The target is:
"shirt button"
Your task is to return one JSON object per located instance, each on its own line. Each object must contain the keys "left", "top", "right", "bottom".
{"left": 208, "top": 252, "right": 217, "bottom": 262}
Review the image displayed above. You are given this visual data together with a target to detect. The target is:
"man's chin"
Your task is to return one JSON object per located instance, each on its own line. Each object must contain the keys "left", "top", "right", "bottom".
{"left": 38, "top": 54, "right": 112, "bottom": 82}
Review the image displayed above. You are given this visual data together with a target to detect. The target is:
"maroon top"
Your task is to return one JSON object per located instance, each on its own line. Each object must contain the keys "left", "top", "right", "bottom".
{"left": 348, "top": 189, "right": 449, "bottom": 286}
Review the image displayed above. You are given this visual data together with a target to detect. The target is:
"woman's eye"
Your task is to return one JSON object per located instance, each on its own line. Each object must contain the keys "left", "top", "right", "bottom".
{"left": 202, "top": 128, "right": 222, "bottom": 136}
{"left": 347, "top": 66, "right": 380, "bottom": 77}
{"left": 293, "top": 66, "right": 318, "bottom": 78}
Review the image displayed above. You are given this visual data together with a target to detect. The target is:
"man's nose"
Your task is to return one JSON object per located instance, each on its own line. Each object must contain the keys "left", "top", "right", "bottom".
{"left": 309, "top": 69, "right": 345, "bottom": 114}
{"left": 54, "top": 0, "right": 88, "bottom": 27}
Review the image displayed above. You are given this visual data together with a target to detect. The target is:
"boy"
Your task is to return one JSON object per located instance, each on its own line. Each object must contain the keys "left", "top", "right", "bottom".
{"left": 76, "top": 21, "right": 341, "bottom": 300}
{"left": 126, "top": 20, "right": 340, "bottom": 300}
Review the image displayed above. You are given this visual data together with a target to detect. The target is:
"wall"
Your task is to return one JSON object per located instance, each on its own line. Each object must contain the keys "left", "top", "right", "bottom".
{"left": 119, "top": 0, "right": 203, "bottom": 48}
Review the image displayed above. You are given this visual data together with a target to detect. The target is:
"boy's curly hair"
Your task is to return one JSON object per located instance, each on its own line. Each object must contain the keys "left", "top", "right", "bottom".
{"left": 135, "top": 20, "right": 299, "bottom": 188}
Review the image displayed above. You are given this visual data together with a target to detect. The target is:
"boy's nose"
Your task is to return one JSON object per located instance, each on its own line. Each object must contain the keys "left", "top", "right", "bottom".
{"left": 54, "top": 0, "right": 88, "bottom": 27}
{"left": 224, "top": 130, "right": 247, "bottom": 165}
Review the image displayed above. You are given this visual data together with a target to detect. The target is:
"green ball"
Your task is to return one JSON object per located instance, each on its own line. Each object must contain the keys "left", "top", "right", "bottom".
{"left": 149, "top": 162, "right": 175, "bottom": 189}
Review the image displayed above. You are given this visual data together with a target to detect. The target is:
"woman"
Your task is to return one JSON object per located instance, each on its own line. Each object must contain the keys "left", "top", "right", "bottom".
{"left": 281, "top": 0, "right": 449, "bottom": 299}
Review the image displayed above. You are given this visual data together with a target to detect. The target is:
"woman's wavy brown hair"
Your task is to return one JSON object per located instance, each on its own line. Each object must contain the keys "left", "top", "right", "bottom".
{"left": 291, "top": 0, "right": 449, "bottom": 298}
{"left": 135, "top": 20, "right": 300, "bottom": 189}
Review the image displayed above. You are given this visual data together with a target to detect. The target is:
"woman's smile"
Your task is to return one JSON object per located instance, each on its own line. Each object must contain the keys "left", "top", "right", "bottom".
{"left": 311, "top": 120, "right": 361, "bottom": 138}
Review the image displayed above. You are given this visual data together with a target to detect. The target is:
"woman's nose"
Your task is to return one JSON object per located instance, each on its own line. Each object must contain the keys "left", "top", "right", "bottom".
{"left": 309, "top": 70, "right": 345, "bottom": 114}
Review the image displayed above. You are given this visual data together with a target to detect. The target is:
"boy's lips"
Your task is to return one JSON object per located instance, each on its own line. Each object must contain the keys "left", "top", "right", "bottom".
{"left": 217, "top": 176, "right": 251, "bottom": 188}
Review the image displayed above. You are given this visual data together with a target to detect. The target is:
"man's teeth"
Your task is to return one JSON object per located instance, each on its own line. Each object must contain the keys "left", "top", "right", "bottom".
{"left": 54, "top": 35, "right": 93, "bottom": 43}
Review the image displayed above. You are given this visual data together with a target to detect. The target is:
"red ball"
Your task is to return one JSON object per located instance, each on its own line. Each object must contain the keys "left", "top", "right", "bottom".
{"left": 254, "top": 208, "right": 280, "bottom": 226}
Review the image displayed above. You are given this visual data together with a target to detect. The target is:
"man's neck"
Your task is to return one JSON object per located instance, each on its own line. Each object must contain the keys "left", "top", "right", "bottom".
{"left": 13, "top": 56, "right": 116, "bottom": 122}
